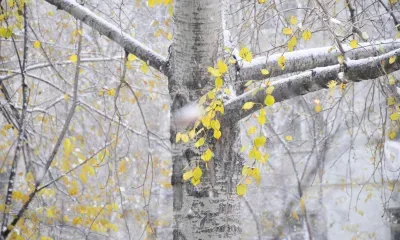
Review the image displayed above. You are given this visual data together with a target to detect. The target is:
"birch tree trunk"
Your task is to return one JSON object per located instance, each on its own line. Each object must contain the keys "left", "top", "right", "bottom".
{"left": 169, "top": 0, "right": 242, "bottom": 239}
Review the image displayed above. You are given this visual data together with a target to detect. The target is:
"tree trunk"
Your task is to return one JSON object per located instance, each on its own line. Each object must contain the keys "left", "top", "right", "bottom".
{"left": 169, "top": 0, "right": 242, "bottom": 239}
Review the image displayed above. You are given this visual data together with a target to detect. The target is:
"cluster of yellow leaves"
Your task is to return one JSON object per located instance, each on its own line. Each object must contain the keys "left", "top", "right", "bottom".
{"left": 237, "top": 83, "right": 276, "bottom": 195}
{"left": 236, "top": 166, "right": 262, "bottom": 195}
{"left": 0, "top": 0, "right": 26, "bottom": 38}
{"left": 183, "top": 166, "right": 203, "bottom": 186}
{"left": 239, "top": 47, "right": 253, "bottom": 62}
{"left": 387, "top": 90, "right": 399, "bottom": 139}
{"left": 98, "top": 87, "right": 116, "bottom": 97}
{"left": 148, "top": 0, "right": 173, "bottom": 8}
{"left": 1, "top": 123, "right": 14, "bottom": 136}
{"left": 280, "top": 16, "right": 312, "bottom": 52}
{"left": 179, "top": 60, "right": 232, "bottom": 186}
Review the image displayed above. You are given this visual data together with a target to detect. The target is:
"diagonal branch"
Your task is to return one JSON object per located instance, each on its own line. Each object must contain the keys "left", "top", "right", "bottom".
{"left": 239, "top": 39, "right": 400, "bottom": 81}
{"left": 44, "top": 0, "right": 169, "bottom": 75}
{"left": 225, "top": 47, "right": 400, "bottom": 124}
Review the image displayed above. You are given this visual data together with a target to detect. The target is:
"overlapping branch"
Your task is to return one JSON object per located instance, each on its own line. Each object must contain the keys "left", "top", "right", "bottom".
{"left": 44, "top": 0, "right": 169, "bottom": 74}
{"left": 239, "top": 40, "right": 400, "bottom": 81}
{"left": 225, "top": 47, "right": 400, "bottom": 124}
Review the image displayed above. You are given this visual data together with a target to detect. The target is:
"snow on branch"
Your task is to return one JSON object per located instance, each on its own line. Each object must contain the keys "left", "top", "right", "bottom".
{"left": 240, "top": 39, "right": 400, "bottom": 81}
{"left": 45, "top": 0, "right": 168, "bottom": 74}
{"left": 225, "top": 47, "right": 400, "bottom": 124}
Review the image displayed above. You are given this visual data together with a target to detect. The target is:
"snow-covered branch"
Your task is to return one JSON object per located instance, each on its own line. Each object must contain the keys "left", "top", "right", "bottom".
{"left": 225, "top": 47, "right": 400, "bottom": 124}
{"left": 240, "top": 39, "right": 400, "bottom": 81}
{"left": 44, "top": 0, "right": 168, "bottom": 74}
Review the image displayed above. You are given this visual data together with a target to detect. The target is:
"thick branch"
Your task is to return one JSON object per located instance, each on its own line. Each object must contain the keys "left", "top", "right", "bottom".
{"left": 44, "top": 0, "right": 168, "bottom": 75}
{"left": 225, "top": 47, "right": 400, "bottom": 124}
{"left": 240, "top": 39, "right": 400, "bottom": 81}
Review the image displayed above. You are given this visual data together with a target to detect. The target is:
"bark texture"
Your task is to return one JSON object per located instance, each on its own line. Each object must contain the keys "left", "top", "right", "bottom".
{"left": 169, "top": 0, "right": 242, "bottom": 239}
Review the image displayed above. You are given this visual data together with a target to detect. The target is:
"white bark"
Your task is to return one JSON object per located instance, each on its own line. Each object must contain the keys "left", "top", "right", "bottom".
{"left": 44, "top": 0, "right": 168, "bottom": 74}
{"left": 225, "top": 47, "right": 400, "bottom": 124}
{"left": 240, "top": 39, "right": 400, "bottom": 81}
{"left": 170, "top": 0, "right": 241, "bottom": 239}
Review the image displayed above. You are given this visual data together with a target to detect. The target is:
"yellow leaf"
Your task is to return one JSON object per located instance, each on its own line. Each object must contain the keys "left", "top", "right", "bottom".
{"left": 302, "top": 29, "right": 312, "bottom": 41}
{"left": 128, "top": 53, "right": 137, "bottom": 61}
{"left": 236, "top": 184, "right": 247, "bottom": 196}
{"left": 247, "top": 126, "right": 256, "bottom": 135}
{"left": 175, "top": 132, "right": 181, "bottom": 143}
{"left": 285, "top": 135, "right": 293, "bottom": 142}
{"left": 63, "top": 138, "right": 73, "bottom": 157}
{"left": 389, "top": 75, "right": 396, "bottom": 85}
{"left": 390, "top": 112, "right": 400, "bottom": 121}
{"left": 207, "top": 67, "right": 221, "bottom": 77}
{"left": 257, "top": 0, "right": 266, "bottom": 3}
{"left": 181, "top": 133, "right": 189, "bottom": 143}
{"left": 242, "top": 102, "right": 255, "bottom": 110}
{"left": 40, "top": 236, "right": 53, "bottom": 240}
{"left": 288, "top": 36, "right": 297, "bottom": 52}
{"left": 191, "top": 177, "right": 200, "bottom": 186}
{"left": 249, "top": 147, "right": 262, "bottom": 160}
{"left": 264, "top": 95, "right": 275, "bottom": 106}
{"left": 195, "top": 137, "right": 205, "bottom": 148}
{"left": 266, "top": 86, "right": 275, "bottom": 94}
{"left": 69, "top": 54, "right": 78, "bottom": 63}
{"left": 215, "top": 77, "right": 223, "bottom": 88}
{"left": 79, "top": 172, "right": 87, "bottom": 184}
{"left": 210, "top": 119, "right": 220, "bottom": 130}
{"left": 192, "top": 166, "right": 202, "bottom": 179}
{"left": 252, "top": 167, "right": 261, "bottom": 185}
{"left": 254, "top": 136, "right": 266, "bottom": 147}
{"left": 389, "top": 56, "right": 397, "bottom": 64}
{"left": 148, "top": 0, "right": 155, "bottom": 7}
{"left": 183, "top": 170, "right": 193, "bottom": 181}
{"left": 388, "top": 97, "right": 396, "bottom": 106}
{"left": 207, "top": 90, "right": 216, "bottom": 100}
{"left": 290, "top": 16, "right": 298, "bottom": 25}
{"left": 315, "top": 104, "right": 322, "bottom": 113}
{"left": 261, "top": 69, "right": 269, "bottom": 75}
{"left": 217, "top": 60, "right": 228, "bottom": 74}
{"left": 350, "top": 39, "right": 358, "bottom": 49}
{"left": 299, "top": 197, "right": 306, "bottom": 214}
{"left": 282, "top": 27, "right": 293, "bottom": 35}
{"left": 242, "top": 166, "right": 249, "bottom": 176}
{"left": 389, "top": 131, "right": 397, "bottom": 140}
{"left": 201, "top": 148, "right": 213, "bottom": 162}
{"left": 338, "top": 55, "right": 344, "bottom": 64}
{"left": 8, "top": 0, "right": 14, "bottom": 8}
{"left": 33, "top": 40, "right": 41, "bottom": 49}
{"left": 260, "top": 153, "right": 269, "bottom": 163}
{"left": 118, "top": 160, "right": 128, "bottom": 173}
{"left": 72, "top": 216, "right": 82, "bottom": 225}
{"left": 245, "top": 80, "right": 254, "bottom": 87}
{"left": 277, "top": 55, "right": 286, "bottom": 70}
{"left": 189, "top": 129, "right": 196, "bottom": 139}
{"left": 64, "top": 93, "right": 69, "bottom": 101}
{"left": 291, "top": 211, "right": 300, "bottom": 221}
{"left": 140, "top": 62, "right": 149, "bottom": 73}
{"left": 213, "top": 129, "right": 221, "bottom": 139}
{"left": 239, "top": 47, "right": 253, "bottom": 62}
{"left": 107, "top": 88, "right": 115, "bottom": 96}
{"left": 258, "top": 114, "right": 266, "bottom": 125}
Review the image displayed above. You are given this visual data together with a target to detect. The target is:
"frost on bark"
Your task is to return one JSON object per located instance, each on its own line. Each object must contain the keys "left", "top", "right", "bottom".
{"left": 169, "top": 0, "right": 242, "bottom": 239}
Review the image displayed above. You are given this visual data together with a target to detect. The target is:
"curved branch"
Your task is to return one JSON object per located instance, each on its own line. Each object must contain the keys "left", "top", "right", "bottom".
{"left": 225, "top": 47, "right": 400, "bottom": 124}
{"left": 240, "top": 39, "right": 400, "bottom": 81}
{"left": 44, "top": 0, "right": 169, "bottom": 75}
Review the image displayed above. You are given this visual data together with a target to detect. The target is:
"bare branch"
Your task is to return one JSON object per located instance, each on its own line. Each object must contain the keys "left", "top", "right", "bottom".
{"left": 44, "top": 0, "right": 169, "bottom": 75}
{"left": 225, "top": 47, "right": 400, "bottom": 124}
